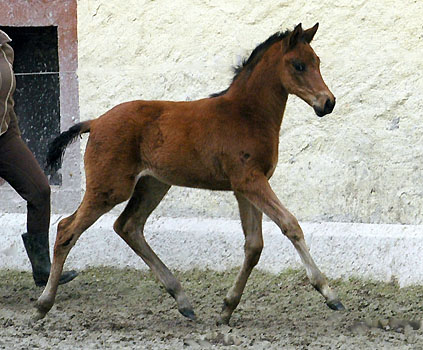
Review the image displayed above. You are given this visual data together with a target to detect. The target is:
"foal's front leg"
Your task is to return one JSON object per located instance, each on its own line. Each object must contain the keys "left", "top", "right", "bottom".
{"left": 233, "top": 174, "right": 345, "bottom": 312}
{"left": 218, "top": 193, "right": 263, "bottom": 325}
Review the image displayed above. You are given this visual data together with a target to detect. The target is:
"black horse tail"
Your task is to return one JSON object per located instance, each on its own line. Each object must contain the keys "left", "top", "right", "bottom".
{"left": 46, "top": 120, "right": 92, "bottom": 171}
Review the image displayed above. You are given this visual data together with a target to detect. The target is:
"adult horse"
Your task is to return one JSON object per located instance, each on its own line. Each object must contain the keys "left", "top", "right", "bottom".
{"left": 36, "top": 23, "right": 344, "bottom": 325}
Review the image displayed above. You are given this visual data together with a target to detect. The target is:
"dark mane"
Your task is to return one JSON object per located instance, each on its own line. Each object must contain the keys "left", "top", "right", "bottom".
{"left": 210, "top": 29, "right": 292, "bottom": 98}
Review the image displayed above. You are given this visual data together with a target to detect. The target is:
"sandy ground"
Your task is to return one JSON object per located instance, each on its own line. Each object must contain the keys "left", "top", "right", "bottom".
{"left": 0, "top": 267, "right": 422, "bottom": 349}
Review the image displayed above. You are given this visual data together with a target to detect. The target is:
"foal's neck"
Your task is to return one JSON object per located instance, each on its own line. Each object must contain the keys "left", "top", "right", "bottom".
{"left": 227, "top": 43, "right": 288, "bottom": 129}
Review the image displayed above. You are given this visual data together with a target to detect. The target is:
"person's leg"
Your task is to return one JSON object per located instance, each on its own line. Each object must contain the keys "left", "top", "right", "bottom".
{"left": 0, "top": 131, "right": 78, "bottom": 286}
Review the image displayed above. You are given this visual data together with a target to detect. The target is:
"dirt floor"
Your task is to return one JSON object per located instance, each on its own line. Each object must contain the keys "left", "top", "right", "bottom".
{"left": 0, "top": 267, "right": 422, "bottom": 349}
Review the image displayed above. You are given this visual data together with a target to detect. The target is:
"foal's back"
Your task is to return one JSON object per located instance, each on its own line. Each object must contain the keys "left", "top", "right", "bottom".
{"left": 86, "top": 97, "right": 277, "bottom": 191}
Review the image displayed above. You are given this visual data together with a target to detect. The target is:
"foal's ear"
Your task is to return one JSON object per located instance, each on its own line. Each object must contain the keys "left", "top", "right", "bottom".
{"left": 288, "top": 23, "right": 303, "bottom": 50}
{"left": 303, "top": 23, "right": 319, "bottom": 43}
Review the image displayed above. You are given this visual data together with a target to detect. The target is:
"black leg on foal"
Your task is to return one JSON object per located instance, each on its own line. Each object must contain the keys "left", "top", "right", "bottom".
{"left": 113, "top": 176, "right": 196, "bottom": 320}
{"left": 217, "top": 193, "right": 263, "bottom": 325}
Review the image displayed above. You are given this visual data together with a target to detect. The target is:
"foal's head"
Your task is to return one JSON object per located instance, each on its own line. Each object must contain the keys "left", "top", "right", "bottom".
{"left": 280, "top": 23, "right": 335, "bottom": 117}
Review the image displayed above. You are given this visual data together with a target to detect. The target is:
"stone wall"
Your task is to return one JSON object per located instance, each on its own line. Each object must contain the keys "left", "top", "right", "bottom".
{"left": 77, "top": 0, "right": 423, "bottom": 224}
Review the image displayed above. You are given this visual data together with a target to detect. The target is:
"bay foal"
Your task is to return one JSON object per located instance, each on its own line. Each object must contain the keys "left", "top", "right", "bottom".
{"left": 37, "top": 23, "right": 344, "bottom": 324}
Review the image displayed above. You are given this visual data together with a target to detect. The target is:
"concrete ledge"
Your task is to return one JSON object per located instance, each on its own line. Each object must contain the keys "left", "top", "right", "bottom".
{"left": 0, "top": 213, "right": 422, "bottom": 287}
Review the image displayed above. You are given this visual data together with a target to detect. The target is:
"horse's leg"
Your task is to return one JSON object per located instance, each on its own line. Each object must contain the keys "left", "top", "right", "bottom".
{"left": 218, "top": 193, "right": 263, "bottom": 325}
{"left": 233, "top": 174, "right": 344, "bottom": 311}
{"left": 113, "top": 176, "right": 195, "bottom": 320}
{"left": 34, "top": 193, "right": 115, "bottom": 319}
{"left": 36, "top": 173, "right": 134, "bottom": 318}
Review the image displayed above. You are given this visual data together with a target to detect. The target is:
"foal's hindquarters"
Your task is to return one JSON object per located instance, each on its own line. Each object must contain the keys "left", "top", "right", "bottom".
{"left": 36, "top": 108, "right": 197, "bottom": 320}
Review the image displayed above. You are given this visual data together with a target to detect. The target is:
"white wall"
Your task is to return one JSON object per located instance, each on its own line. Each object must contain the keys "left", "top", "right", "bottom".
{"left": 2, "top": 213, "right": 422, "bottom": 287}
{"left": 76, "top": 0, "right": 423, "bottom": 224}
{"left": 3, "top": 1, "right": 423, "bottom": 283}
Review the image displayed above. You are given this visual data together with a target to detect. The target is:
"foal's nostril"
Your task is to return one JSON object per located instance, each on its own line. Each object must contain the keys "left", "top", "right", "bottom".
{"left": 324, "top": 98, "right": 335, "bottom": 114}
{"left": 313, "top": 97, "right": 335, "bottom": 117}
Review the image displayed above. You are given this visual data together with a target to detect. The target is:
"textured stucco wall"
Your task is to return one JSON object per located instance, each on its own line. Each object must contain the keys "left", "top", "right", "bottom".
{"left": 76, "top": 0, "right": 423, "bottom": 225}
{"left": 2, "top": 213, "right": 423, "bottom": 287}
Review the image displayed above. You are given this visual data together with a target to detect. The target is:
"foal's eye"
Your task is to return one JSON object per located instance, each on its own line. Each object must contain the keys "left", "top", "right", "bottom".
{"left": 293, "top": 61, "right": 306, "bottom": 72}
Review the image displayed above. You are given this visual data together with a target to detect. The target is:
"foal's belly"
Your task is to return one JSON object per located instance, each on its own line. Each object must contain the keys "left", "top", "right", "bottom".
{"left": 138, "top": 169, "right": 233, "bottom": 191}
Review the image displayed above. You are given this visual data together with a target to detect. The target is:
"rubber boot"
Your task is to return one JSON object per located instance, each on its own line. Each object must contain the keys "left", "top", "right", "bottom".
{"left": 22, "top": 232, "right": 78, "bottom": 287}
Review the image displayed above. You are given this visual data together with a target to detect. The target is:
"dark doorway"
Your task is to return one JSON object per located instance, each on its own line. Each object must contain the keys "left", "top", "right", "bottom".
{"left": 0, "top": 26, "right": 61, "bottom": 184}
{"left": 0, "top": 0, "right": 80, "bottom": 213}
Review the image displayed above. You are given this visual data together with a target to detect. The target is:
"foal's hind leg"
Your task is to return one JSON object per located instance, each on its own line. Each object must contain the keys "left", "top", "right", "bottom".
{"left": 35, "top": 195, "right": 117, "bottom": 319}
{"left": 113, "top": 176, "right": 195, "bottom": 320}
{"left": 218, "top": 193, "right": 263, "bottom": 325}
{"left": 233, "top": 174, "right": 344, "bottom": 312}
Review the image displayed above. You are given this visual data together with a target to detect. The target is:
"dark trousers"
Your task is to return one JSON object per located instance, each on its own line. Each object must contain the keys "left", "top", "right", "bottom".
{"left": 0, "top": 129, "right": 51, "bottom": 234}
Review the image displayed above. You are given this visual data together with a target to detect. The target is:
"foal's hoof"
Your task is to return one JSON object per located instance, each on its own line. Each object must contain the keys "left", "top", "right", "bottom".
{"left": 179, "top": 307, "right": 196, "bottom": 321}
{"left": 216, "top": 315, "right": 230, "bottom": 326}
{"left": 327, "top": 300, "right": 346, "bottom": 311}
{"left": 34, "top": 298, "right": 53, "bottom": 320}
{"left": 32, "top": 309, "right": 47, "bottom": 321}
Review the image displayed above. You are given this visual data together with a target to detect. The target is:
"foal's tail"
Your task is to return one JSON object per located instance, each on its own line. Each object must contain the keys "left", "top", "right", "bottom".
{"left": 46, "top": 120, "right": 92, "bottom": 171}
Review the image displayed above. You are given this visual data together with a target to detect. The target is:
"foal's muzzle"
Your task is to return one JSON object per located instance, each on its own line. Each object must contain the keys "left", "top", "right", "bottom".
{"left": 314, "top": 97, "right": 336, "bottom": 117}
